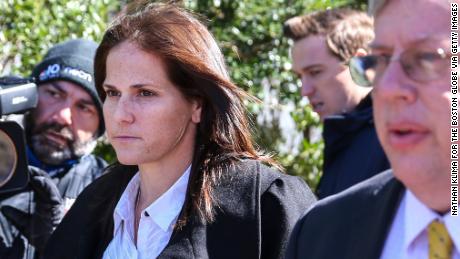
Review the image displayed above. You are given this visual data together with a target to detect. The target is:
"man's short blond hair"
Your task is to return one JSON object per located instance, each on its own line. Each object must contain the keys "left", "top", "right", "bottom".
{"left": 283, "top": 8, "right": 374, "bottom": 62}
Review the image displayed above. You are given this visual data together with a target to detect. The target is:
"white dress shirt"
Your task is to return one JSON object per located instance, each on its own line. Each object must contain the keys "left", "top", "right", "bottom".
{"left": 381, "top": 190, "right": 460, "bottom": 259}
{"left": 102, "top": 165, "right": 191, "bottom": 259}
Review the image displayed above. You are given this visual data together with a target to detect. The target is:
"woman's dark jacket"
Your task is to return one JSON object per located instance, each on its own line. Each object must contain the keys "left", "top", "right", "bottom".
{"left": 45, "top": 159, "right": 316, "bottom": 259}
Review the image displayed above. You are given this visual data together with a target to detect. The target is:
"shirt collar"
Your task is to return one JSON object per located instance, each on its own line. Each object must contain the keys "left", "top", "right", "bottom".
{"left": 444, "top": 208, "right": 460, "bottom": 254}
{"left": 113, "top": 165, "right": 191, "bottom": 233}
{"left": 113, "top": 172, "right": 140, "bottom": 231}
{"left": 145, "top": 165, "right": 190, "bottom": 232}
{"left": 404, "top": 190, "right": 460, "bottom": 253}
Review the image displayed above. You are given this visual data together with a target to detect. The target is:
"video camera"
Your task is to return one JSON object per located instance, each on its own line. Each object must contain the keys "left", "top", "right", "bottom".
{"left": 0, "top": 76, "right": 38, "bottom": 193}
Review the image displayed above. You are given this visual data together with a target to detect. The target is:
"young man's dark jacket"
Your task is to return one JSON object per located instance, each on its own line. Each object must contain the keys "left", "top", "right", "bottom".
{"left": 316, "top": 94, "right": 390, "bottom": 199}
{"left": 45, "top": 159, "right": 316, "bottom": 259}
{"left": 0, "top": 152, "right": 107, "bottom": 259}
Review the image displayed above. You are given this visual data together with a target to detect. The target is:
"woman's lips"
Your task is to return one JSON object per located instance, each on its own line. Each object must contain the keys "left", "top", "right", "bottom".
{"left": 111, "top": 136, "right": 141, "bottom": 143}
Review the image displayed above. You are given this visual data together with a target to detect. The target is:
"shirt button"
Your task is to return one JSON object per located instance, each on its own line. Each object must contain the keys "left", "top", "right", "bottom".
{"left": 144, "top": 211, "right": 150, "bottom": 217}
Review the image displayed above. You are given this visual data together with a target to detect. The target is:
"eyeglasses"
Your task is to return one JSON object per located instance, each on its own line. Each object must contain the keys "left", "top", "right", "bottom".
{"left": 349, "top": 48, "right": 450, "bottom": 87}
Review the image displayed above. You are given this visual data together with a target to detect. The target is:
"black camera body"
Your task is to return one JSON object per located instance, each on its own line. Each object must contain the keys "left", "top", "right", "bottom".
{"left": 0, "top": 76, "right": 38, "bottom": 193}
{"left": 0, "top": 77, "right": 38, "bottom": 116}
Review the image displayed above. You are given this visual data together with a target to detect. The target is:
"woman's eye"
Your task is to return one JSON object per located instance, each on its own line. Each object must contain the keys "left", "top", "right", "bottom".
{"left": 105, "top": 90, "right": 119, "bottom": 97}
{"left": 139, "top": 90, "right": 155, "bottom": 97}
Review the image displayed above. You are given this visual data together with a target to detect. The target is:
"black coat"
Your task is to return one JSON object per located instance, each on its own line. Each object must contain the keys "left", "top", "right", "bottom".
{"left": 286, "top": 170, "right": 404, "bottom": 259}
{"left": 317, "top": 95, "right": 390, "bottom": 199}
{"left": 45, "top": 159, "right": 316, "bottom": 259}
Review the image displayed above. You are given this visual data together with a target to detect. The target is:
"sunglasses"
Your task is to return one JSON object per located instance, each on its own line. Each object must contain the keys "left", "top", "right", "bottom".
{"left": 349, "top": 48, "right": 450, "bottom": 87}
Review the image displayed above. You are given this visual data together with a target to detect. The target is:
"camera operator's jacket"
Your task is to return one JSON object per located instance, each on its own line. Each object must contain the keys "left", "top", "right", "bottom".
{"left": 0, "top": 154, "right": 107, "bottom": 259}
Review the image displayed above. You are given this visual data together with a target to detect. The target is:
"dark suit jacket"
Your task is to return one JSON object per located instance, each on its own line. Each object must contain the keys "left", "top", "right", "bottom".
{"left": 286, "top": 170, "right": 405, "bottom": 259}
{"left": 45, "top": 160, "right": 316, "bottom": 259}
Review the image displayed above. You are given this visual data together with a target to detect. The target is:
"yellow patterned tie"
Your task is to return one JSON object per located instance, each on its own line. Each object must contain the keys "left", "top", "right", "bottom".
{"left": 428, "top": 220, "right": 453, "bottom": 259}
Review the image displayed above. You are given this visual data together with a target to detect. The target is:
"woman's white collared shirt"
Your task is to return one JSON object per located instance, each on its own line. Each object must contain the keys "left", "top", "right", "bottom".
{"left": 102, "top": 166, "right": 191, "bottom": 259}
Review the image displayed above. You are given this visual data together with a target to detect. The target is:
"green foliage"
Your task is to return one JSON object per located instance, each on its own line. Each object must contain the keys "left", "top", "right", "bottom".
{"left": 1, "top": 0, "right": 120, "bottom": 165}
{"left": 2, "top": 0, "right": 367, "bottom": 190}
{"left": 0, "top": 0, "right": 119, "bottom": 76}
{"left": 181, "top": 0, "right": 362, "bottom": 189}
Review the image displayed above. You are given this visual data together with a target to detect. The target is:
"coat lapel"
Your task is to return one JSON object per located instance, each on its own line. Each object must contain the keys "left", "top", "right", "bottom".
{"left": 345, "top": 173, "right": 404, "bottom": 258}
{"left": 77, "top": 164, "right": 138, "bottom": 259}
{"left": 158, "top": 226, "right": 195, "bottom": 259}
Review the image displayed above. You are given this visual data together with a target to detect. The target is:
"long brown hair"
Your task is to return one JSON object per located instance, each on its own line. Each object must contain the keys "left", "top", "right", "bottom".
{"left": 94, "top": 2, "right": 278, "bottom": 225}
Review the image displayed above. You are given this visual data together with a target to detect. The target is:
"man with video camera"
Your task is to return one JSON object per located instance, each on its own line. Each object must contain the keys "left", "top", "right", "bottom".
{"left": 0, "top": 39, "right": 107, "bottom": 258}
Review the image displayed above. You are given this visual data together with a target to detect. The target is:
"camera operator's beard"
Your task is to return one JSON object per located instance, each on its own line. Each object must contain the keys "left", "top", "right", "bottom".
{"left": 29, "top": 122, "right": 97, "bottom": 166}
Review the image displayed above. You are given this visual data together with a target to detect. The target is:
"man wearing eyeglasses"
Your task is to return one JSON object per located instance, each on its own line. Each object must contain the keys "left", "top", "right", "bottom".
{"left": 286, "top": 0, "right": 459, "bottom": 258}
{"left": 283, "top": 9, "right": 390, "bottom": 199}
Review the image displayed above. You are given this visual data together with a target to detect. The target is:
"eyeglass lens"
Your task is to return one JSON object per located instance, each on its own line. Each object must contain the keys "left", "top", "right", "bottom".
{"left": 350, "top": 48, "right": 448, "bottom": 87}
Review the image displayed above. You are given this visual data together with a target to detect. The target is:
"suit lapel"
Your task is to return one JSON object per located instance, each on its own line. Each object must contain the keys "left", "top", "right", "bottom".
{"left": 345, "top": 173, "right": 405, "bottom": 258}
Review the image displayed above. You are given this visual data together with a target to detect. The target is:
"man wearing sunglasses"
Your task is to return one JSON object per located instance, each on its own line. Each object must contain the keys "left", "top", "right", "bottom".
{"left": 283, "top": 9, "right": 389, "bottom": 199}
{"left": 286, "top": 0, "right": 459, "bottom": 258}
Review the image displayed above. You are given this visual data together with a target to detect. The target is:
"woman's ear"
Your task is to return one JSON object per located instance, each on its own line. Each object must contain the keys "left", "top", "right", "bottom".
{"left": 354, "top": 48, "right": 368, "bottom": 57}
{"left": 191, "top": 99, "right": 202, "bottom": 124}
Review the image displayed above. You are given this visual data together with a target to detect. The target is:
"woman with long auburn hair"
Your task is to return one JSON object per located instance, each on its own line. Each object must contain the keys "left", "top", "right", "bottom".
{"left": 45, "top": 2, "right": 316, "bottom": 258}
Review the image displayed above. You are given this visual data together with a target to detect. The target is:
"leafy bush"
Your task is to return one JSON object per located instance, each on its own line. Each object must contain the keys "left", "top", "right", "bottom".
{"left": 1, "top": 0, "right": 366, "bottom": 190}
